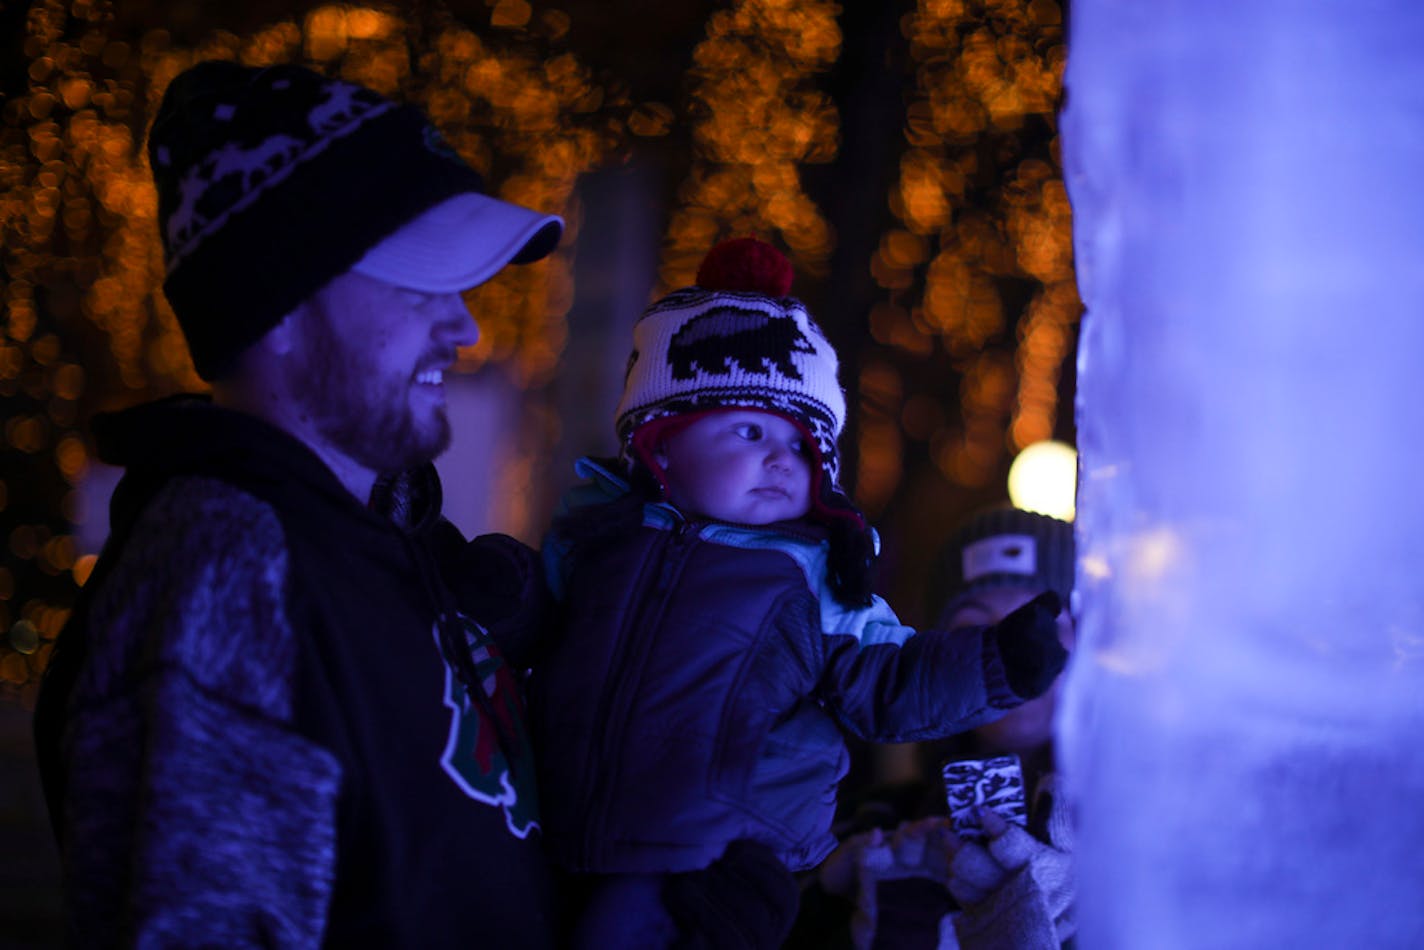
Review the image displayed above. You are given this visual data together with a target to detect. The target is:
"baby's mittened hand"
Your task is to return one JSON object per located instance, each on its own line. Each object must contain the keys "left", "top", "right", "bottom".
{"left": 992, "top": 591, "right": 1068, "bottom": 700}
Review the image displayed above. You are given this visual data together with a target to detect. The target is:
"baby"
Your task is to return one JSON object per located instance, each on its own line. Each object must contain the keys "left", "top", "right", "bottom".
{"left": 530, "top": 238, "right": 1067, "bottom": 947}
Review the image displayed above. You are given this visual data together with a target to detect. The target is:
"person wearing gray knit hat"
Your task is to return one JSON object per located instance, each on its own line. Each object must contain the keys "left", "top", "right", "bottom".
{"left": 818, "top": 506, "right": 1078, "bottom": 950}
{"left": 35, "top": 60, "right": 567, "bottom": 947}
{"left": 930, "top": 505, "right": 1076, "bottom": 753}
{"left": 931, "top": 505, "right": 1076, "bottom": 621}
{"left": 931, "top": 505, "right": 1077, "bottom": 946}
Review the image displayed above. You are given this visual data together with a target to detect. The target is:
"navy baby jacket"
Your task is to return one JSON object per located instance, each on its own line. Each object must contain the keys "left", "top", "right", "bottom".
{"left": 530, "top": 459, "right": 1026, "bottom": 874}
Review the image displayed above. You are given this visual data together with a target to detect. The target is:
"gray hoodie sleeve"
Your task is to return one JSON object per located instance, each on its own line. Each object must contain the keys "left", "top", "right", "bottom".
{"left": 60, "top": 476, "right": 342, "bottom": 948}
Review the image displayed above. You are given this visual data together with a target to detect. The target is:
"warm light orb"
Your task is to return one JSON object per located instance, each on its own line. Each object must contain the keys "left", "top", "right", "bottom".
{"left": 1007, "top": 439, "right": 1077, "bottom": 520}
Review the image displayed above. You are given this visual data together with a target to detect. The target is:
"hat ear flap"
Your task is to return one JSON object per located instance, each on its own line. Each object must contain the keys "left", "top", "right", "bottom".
{"left": 818, "top": 479, "right": 877, "bottom": 608}
{"left": 827, "top": 516, "right": 878, "bottom": 608}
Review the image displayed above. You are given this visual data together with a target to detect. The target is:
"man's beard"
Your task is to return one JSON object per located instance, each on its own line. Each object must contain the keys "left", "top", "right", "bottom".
{"left": 297, "top": 313, "right": 451, "bottom": 477}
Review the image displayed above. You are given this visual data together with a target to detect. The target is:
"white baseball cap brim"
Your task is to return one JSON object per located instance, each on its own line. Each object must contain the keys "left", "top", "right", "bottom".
{"left": 351, "top": 191, "right": 564, "bottom": 292}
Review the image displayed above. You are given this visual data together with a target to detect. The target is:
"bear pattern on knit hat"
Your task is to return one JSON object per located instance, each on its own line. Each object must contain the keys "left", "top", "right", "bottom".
{"left": 615, "top": 238, "right": 849, "bottom": 494}
{"left": 147, "top": 60, "right": 532, "bottom": 380}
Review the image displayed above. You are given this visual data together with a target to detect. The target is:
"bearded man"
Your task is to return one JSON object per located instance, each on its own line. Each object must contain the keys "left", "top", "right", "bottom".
{"left": 34, "top": 60, "right": 564, "bottom": 948}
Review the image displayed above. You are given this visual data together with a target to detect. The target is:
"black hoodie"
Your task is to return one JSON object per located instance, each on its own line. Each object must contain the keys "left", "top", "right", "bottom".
{"left": 35, "top": 396, "right": 558, "bottom": 948}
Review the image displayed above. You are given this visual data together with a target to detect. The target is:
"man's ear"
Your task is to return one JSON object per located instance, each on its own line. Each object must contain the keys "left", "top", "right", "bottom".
{"left": 209, "top": 304, "right": 308, "bottom": 409}
{"left": 653, "top": 439, "right": 671, "bottom": 470}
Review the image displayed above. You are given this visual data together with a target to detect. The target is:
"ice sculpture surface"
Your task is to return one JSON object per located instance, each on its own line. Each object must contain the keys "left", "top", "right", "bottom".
{"left": 1060, "top": 3, "right": 1424, "bottom": 946}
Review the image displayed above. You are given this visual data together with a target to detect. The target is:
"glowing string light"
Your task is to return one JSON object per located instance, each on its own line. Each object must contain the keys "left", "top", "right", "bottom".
{"left": 659, "top": 0, "right": 841, "bottom": 292}
{"left": 861, "top": 0, "right": 1077, "bottom": 505}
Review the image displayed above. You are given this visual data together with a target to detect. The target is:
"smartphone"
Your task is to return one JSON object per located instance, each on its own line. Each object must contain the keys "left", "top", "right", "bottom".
{"left": 940, "top": 754, "right": 1028, "bottom": 842}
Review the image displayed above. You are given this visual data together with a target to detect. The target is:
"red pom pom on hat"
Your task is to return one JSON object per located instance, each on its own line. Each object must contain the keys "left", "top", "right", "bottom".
{"left": 695, "top": 237, "right": 794, "bottom": 298}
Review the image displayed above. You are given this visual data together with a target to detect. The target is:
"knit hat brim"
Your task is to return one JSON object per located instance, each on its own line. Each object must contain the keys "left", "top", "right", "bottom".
{"left": 930, "top": 506, "right": 1075, "bottom": 623}
{"left": 351, "top": 192, "right": 563, "bottom": 292}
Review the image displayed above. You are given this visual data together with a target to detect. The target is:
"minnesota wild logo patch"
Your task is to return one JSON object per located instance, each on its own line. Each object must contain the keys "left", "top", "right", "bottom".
{"left": 434, "top": 616, "right": 540, "bottom": 838}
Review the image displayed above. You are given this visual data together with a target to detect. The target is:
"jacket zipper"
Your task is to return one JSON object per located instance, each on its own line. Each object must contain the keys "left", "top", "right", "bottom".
{"left": 582, "top": 515, "right": 698, "bottom": 866}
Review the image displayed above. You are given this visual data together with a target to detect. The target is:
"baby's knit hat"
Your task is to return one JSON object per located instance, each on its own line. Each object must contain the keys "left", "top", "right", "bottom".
{"left": 930, "top": 506, "right": 1075, "bottom": 622}
{"left": 615, "top": 238, "right": 855, "bottom": 524}
{"left": 148, "top": 60, "right": 561, "bottom": 379}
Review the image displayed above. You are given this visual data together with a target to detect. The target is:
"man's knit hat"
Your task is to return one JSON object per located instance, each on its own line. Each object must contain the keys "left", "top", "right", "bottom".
{"left": 148, "top": 60, "right": 563, "bottom": 380}
{"left": 931, "top": 506, "right": 1075, "bottom": 621}
{"left": 615, "top": 238, "right": 852, "bottom": 520}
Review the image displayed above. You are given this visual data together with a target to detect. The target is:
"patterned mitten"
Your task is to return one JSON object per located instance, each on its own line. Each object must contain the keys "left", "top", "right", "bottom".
{"left": 946, "top": 803, "right": 1070, "bottom": 949}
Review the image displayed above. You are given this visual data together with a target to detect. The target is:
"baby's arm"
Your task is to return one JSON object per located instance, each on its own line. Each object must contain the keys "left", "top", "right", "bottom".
{"left": 818, "top": 593, "right": 1066, "bottom": 742}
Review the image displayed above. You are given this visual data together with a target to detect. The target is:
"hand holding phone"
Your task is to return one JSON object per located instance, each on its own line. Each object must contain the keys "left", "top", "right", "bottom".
{"left": 940, "top": 754, "right": 1028, "bottom": 842}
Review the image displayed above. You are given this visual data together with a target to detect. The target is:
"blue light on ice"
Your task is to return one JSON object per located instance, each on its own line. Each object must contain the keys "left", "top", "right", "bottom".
{"left": 1060, "top": 3, "right": 1424, "bottom": 946}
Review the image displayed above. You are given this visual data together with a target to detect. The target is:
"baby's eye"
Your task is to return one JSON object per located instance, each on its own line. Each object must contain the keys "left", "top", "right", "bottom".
{"left": 733, "top": 423, "right": 763, "bottom": 441}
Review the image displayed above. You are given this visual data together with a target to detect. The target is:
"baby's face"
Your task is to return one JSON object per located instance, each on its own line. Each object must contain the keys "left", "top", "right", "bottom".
{"left": 656, "top": 410, "right": 814, "bottom": 525}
